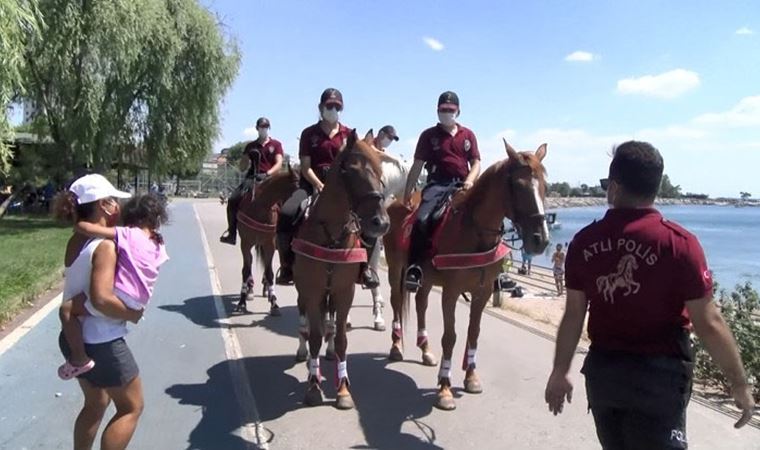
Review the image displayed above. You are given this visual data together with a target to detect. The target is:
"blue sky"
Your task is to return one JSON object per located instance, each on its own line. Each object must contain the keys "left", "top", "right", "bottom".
{"left": 206, "top": 0, "right": 760, "bottom": 197}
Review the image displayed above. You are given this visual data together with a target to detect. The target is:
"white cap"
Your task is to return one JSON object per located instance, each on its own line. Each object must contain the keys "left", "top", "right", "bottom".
{"left": 69, "top": 174, "right": 131, "bottom": 204}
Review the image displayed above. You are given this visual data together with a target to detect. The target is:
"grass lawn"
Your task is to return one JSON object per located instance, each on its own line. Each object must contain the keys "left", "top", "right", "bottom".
{"left": 0, "top": 214, "right": 71, "bottom": 324}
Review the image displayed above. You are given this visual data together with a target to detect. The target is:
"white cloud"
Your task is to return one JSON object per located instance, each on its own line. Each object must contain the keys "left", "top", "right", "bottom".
{"left": 243, "top": 126, "right": 257, "bottom": 137}
{"left": 693, "top": 95, "right": 760, "bottom": 128}
{"left": 564, "top": 51, "right": 595, "bottom": 62}
{"left": 736, "top": 27, "right": 755, "bottom": 35}
{"left": 423, "top": 37, "right": 445, "bottom": 51}
{"left": 616, "top": 69, "right": 700, "bottom": 99}
{"left": 634, "top": 125, "right": 707, "bottom": 141}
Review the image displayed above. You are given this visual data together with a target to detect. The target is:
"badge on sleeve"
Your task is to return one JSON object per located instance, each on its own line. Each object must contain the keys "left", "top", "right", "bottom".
{"left": 268, "top": 145, "right": 274, "bottom": 153}
{"left": 464, "top": 139, "right": 472, "bottom": 152}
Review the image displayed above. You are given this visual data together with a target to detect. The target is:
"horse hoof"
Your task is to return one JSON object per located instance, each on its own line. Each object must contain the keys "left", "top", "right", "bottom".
{"left": 295, "top": 349, "right": 308, "bottom": 362}
{"left": 422, "top": 352, "right": 438, "bottom": 367}
{"left": 388, "top": 345, "right": 403, "bottom": 361}
{"left": 335, "top": 393, "right": 355, "bottom": 410}
{"left": 434, "top": 393, "right": 457, "bottom": 411}
{"left": 464, "top": 377, "right": 483, "bottom": 394}
{"left": 304, "top": 385, "right": 324, "bottom": 407}
{"left": 374, "top": 321, "right": 386, "bottom": 332}
{"left": 233, "top": 304, "right": 247, "bottom": 313}
{"left": 269, "top": 304, "right": 281, "bottom": 316}
{"left": 325, "top": 349, "right": 337, "bottom": 361}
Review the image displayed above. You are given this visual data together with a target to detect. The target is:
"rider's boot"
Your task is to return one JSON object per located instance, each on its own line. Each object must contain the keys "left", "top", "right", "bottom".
{"left": 276, "top": 232, "right": 294, "bottom": 285}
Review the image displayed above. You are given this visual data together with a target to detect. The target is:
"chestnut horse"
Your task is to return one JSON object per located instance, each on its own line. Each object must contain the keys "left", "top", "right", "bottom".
{"left": 236, "top": 168, "right": 300, "bottom": 314}
{"left": 293, "top": 130, "right": 389, "bottom": 410}
{"left": 383, "top": 140, "right": 550, "bottom": 410}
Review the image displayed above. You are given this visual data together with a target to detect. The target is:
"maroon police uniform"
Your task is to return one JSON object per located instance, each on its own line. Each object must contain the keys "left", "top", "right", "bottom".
{"left": 565, "top": 208, "right": 713, "bottom": 449}
{"left": 414, "top": 124, "right": 480, "bottom": 183}
{"left": 244, "top": 138, "right": 284, "bottom": 177}
{"left": 298, "top": 123, "right": 351, "bottom": 192}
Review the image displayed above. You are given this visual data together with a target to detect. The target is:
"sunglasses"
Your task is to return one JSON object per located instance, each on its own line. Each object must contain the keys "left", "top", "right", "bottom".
{"left": 323, "top": 103, "right": 343, "bottom": 112}
{"left": 600, "top": 178, "right": 610, "bottom": 191}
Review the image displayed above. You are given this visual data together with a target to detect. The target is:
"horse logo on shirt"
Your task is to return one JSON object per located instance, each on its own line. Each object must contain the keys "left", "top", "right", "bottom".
{"left": 596, "top": 254, "right": 640, "bottom": 303}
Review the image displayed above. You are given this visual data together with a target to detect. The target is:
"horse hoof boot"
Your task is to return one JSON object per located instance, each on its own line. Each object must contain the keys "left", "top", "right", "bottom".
{"left": 422, "top": 352, "right": 438, "bottom": 367}
{"left": 304, "top": 384, "right": 324, "bottom": 407}
{"left": 269, "top": 303, "right": 281, "bottom": 317}
{"left": 233, "top": 303, "right": 247, "bottom": 313}
{"left": 464, "top": 377, "right": 483, "bottom": 394}
{"left": 295, "top": 348, "right": 308, "bottom": 362}
{"left": 434, "top": 392, "right": 457, "bottom": 411}
{"left": 374, "top": 321, "right": 386, "bottom": 332}
{"left": 388, "top": 345, "right": 403, "bottom": 361}
{"left": 335, "top": 393, "right": 355, "bottom": 410}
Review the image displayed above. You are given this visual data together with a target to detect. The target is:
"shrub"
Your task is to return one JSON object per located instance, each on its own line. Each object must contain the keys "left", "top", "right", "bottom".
{"left": 693, "top": 282, "right": 760, "bottom": 401}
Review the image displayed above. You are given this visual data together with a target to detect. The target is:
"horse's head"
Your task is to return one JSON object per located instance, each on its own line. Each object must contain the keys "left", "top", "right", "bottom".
{"left": 504, "top": 139, "right": 550, "bottom": 255}
{"left": 331, "top": 129, "right": 390, "bottom": 238}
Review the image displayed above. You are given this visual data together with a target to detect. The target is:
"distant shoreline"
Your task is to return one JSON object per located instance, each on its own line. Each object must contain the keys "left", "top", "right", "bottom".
{"left": 545, "top": 197, "right": 760, "bottom": 209}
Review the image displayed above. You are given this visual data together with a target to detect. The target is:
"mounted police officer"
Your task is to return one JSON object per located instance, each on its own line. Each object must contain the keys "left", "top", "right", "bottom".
{"left": 220, "top": 117, "right": 284, "bottom": 245}
{"left": 402, "top": 91, "right": 481, "bottom": 292}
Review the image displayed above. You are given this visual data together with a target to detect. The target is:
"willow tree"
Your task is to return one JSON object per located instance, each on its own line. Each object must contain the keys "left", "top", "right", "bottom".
{"left": 20, "top": 0, "right": 239, "bottom": 175}
{"left": 0, "top": 0, "right": 39, "bottom": 174}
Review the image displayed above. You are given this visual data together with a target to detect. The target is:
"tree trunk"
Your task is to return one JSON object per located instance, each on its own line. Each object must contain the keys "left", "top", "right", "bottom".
{"left": 0, "top": 190, "right": 21, "bottom": 219}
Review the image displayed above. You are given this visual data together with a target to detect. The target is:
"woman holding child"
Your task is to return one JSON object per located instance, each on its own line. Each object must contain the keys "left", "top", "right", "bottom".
{"left": 53, "top": 174, "right": 168, "bottom": 450}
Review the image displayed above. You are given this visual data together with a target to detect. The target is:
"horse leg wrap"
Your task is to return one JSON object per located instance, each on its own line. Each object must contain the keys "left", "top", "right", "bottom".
{"left": 438, "top": 359, "right": 452, "bottom": 381}
{"left": 392, "top": 321, "right": 402, "bottom": 342}
{"left": 336, "top": 360, "right": 349, "bottom": 388}
{"left": 308, "top": 358, "right": 321, "bottom": 382}
{"left": 462, "top": 347, "right": 477, "bottom": 371}
{"left": 417, "top": 329, "right": 429, "bottom": 348}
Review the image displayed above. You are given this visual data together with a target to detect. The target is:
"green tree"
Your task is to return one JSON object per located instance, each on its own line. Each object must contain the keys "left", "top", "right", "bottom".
{"left": 548, "top": 182, "right": 571, "bottom": 197}
{"left": 19, "top": 0, "right": 240, "bottom": 177}
{"left": 740, "top": 192, "right": 752, "bottom": 201}
{"left": 658, "top": 174, "right": 682, "bottom": 198}
{"left": 221, "top": 141, "right": 249, "bottom": 168}
{"left": 0, "top": 0, "right": 40, "bottom": 174}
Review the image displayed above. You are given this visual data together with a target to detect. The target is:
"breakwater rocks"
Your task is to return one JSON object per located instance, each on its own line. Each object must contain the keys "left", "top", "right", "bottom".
{"left": 545, "top": 197, "right": 760, "bottom": 209}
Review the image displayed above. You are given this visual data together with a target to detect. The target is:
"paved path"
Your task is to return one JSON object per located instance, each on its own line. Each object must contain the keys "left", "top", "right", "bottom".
{"left": 0, "top": 199, "right": 757, "bottom": 449}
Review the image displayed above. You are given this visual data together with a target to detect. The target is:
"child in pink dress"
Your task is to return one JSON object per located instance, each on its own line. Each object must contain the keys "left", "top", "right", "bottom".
{"left": 58, "top": 194, "right": 169, "bottom": 379}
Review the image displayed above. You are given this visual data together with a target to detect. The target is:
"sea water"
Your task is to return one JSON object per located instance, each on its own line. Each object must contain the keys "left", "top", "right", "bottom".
{"left": 514, "top": 205, "right": 760, "bottom": 289}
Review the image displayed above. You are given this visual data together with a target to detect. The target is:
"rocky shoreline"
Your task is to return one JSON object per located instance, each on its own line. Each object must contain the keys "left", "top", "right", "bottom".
{"left": 545, "top": 196, "right": 759, "bottom": 209}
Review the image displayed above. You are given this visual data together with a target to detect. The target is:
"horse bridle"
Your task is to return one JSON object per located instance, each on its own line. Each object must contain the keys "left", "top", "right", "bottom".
{"left": 504, "top": 160, "right": 546, "bottom": 250}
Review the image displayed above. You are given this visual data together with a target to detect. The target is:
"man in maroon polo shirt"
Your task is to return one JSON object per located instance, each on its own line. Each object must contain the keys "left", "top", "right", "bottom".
{"left": 275, "top": 88, "right": 379, "bottom": 289}
{"left": 220, "top": 117, "right": 284, "bottom": 245}
{"left": 402, "top": 91, "right": 481, "bottom": 291}
{"left": 545, "top": 141, "right": 755, "bottom": 449}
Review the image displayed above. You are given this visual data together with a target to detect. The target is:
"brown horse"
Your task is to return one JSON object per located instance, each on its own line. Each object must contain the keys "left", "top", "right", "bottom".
{"left": 293, "top": 130, "right": 389, "bottom": 410}
{"left": 236, "top": 168, "right": 300, "bottom": 314}
{"left": 383, "top": 140, "right": 550, "bottom": 410}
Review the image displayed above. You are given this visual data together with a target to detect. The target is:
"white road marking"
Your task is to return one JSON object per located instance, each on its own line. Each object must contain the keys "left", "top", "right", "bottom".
{"left": 0, "top": 293, "right": 62, "bottom": 357}
{"left": 194, "top": 204, "right": 270, "bottom": 449}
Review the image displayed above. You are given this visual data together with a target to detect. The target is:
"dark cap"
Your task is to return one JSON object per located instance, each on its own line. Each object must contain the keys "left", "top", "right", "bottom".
{"left": 320, "top": 88, "right": 343, "bottom": 106}
{"left": 255, "top": 117, "right": 270, "bottom": 128}
{"left": 378, "top": 125, "right": 399, "bottom": 141}
{"left": 438, "top": 91, "right": 460, "bottom": 108}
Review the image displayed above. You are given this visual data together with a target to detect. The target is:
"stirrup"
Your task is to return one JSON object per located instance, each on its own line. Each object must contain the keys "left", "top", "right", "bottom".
{"left": 404, "top": 265, "right": 423, "bottom": 293}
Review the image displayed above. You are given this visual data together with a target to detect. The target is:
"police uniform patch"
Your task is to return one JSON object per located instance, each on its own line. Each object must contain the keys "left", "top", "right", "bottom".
{"left": 268, "top": 145, "right": 274, "bottom": 153}
{"left": 310, "top": 136, "right": 319, "bottom": 147}
{"left": 431, "top": 137, "right": 440, "bottom": 151}
{"left": 464, "top": 139, "right": 472, "bottom": 152}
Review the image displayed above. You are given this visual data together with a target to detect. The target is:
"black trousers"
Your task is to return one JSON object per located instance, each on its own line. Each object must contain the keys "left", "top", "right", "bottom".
{"left": 408, "top": 181, "right": 460, "bottom": 266}
{"left": 582, "top": 349, "right": 693, "bottom": 450}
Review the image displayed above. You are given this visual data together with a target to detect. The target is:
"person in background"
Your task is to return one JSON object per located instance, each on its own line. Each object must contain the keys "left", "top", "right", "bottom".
{"left": 551, "top": 243, "right": 566, "bottom": 295}
{"left": 544, "top": 141, "right": 755, "bottom": 449}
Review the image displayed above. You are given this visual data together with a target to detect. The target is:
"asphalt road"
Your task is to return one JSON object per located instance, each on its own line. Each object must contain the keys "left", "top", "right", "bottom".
{"left": 0, "top": 199, "right": 757, "bottom": 449}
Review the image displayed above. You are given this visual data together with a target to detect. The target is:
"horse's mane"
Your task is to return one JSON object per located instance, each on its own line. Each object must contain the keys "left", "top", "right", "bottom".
{"left": 329, "top": 132, "right": 383, "bottom": 180}
{"left": 460, "top": 151, "right": 546, "bottom": 208}
{"left": 255, "top": 168, "right": 299, "bottom": 199}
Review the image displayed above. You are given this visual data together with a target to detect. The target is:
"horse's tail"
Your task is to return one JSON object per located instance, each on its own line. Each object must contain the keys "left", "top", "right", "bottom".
{"left": 254, "top": 244, "right": 266, "bottom": 272}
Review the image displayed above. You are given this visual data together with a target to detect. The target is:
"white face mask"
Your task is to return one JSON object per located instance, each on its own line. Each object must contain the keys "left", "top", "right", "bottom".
{"left": 380, "top": 137, "right": 392, "bottom": 149}
{"left": 257, "top": 128, "right": 269, "bottom": 140}
{"left": 438, "top": 111, "right": 456, "bottom": 127}
{"left": 321, "top": 107, "right": 340, "bottom": 124}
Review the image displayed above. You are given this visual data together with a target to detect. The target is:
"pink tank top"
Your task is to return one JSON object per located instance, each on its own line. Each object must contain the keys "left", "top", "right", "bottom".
{"left": 112, "top": 227, "right": 169, "bottom": 307}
